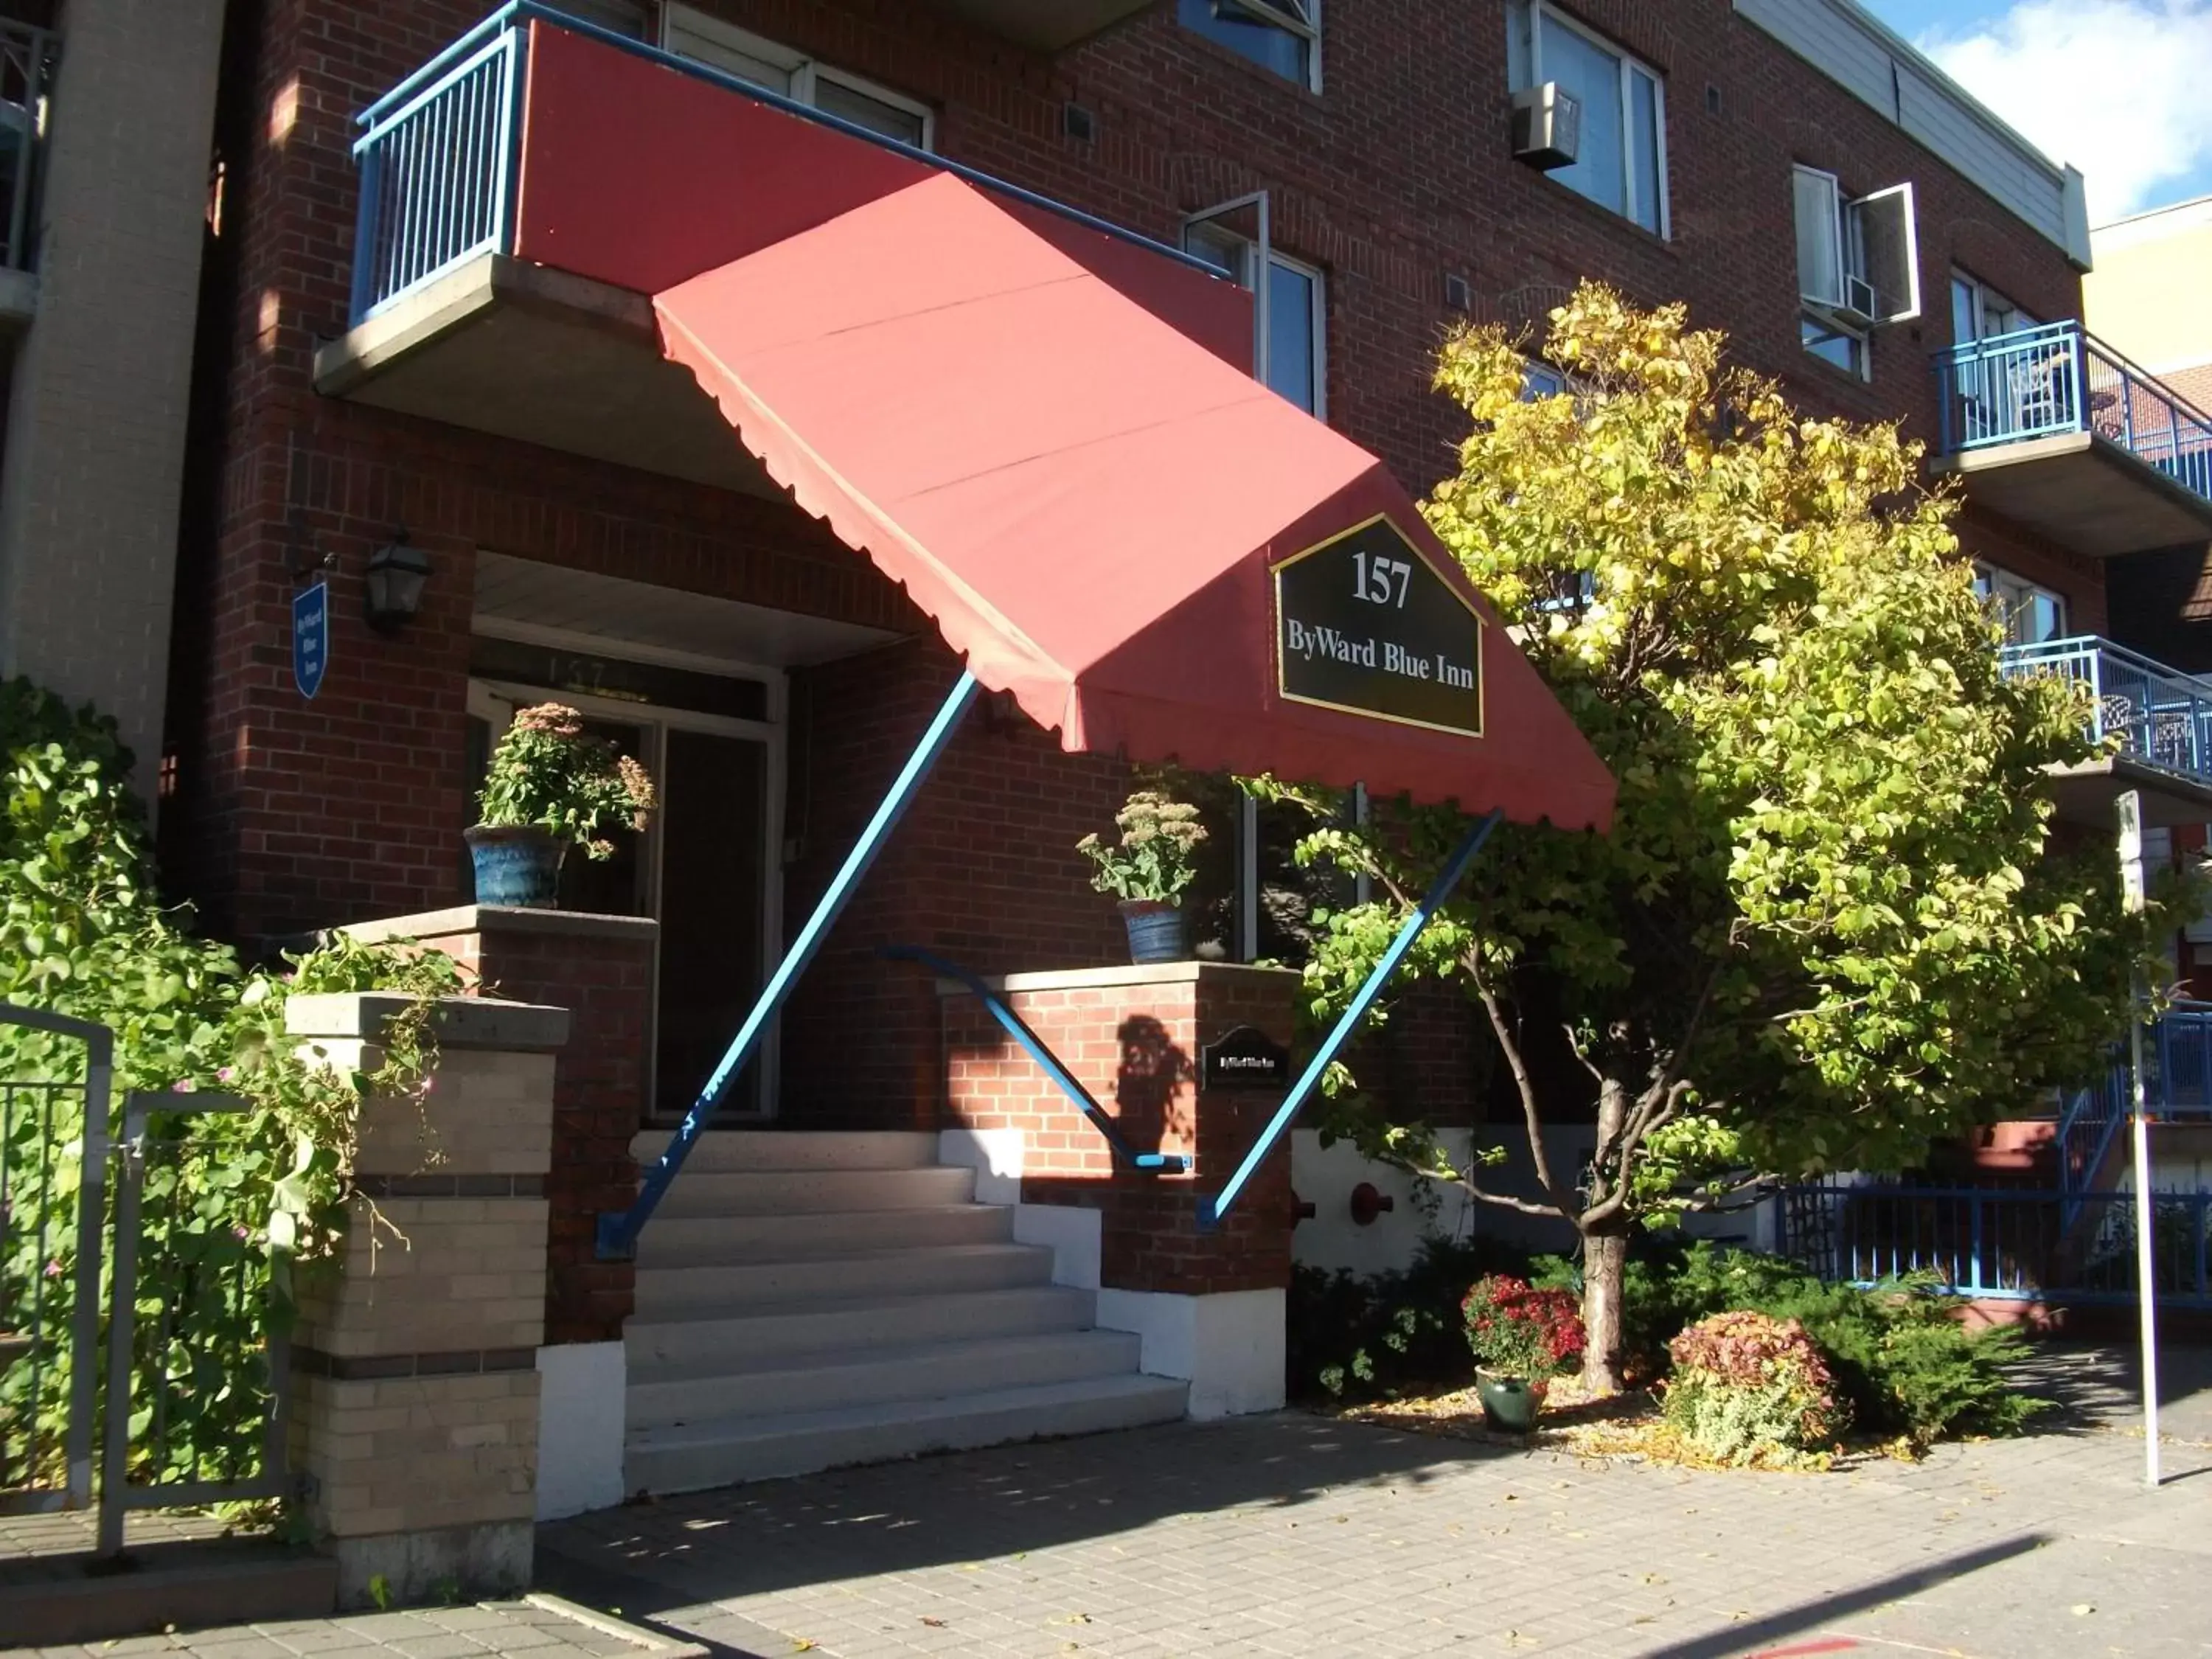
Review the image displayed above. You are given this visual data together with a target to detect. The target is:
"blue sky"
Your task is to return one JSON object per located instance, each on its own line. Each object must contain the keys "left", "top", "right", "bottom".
{"left": 1858, "top": 0, "right": 2212, "bottom": 224}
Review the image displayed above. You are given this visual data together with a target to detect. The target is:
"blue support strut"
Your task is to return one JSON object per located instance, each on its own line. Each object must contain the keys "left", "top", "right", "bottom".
{"left": 597, "top": 669, "right": 981, "bottom": 1260}
{"left": 1198, "top": 807, "right": 1503, "bottom": 1231}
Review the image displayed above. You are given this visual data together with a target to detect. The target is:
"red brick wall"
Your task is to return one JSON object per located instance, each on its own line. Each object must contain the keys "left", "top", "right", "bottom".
{"left": 943, "top": 965, "right": 1300, "bottom": 1295}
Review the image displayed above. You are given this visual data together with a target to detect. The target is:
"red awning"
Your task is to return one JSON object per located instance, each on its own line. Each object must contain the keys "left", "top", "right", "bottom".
{"left": 653, "top": 172, "right": 1610, "bottom": 829}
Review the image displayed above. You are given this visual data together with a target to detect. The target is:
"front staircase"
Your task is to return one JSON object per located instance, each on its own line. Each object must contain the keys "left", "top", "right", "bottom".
{"left": 622, "top": 1130, "right": 1188, "bottom": 1494}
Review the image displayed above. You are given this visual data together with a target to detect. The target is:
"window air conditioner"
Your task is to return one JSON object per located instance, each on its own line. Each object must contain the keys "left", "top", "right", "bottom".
{"left": 1841, "top": 274, "right": 1879, "bottom": 323}
{"left": 1512, "top": 83, "right": 1580, "bottom": 170}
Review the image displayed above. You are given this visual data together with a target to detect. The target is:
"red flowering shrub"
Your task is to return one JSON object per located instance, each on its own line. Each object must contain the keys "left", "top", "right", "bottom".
{"left": 1461, "top": 1274, "right": 1585, "bottom": 1379}
{"left": 1664, "top": 1310, "right": 1846, "bottom": 1464}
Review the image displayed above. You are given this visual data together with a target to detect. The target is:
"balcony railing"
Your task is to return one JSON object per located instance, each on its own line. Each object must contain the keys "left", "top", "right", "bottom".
{"left": 1936, "top": 320, "right": 2212, "bottom": 509}
{"left": 1998, "top": 635, "right": 2212, "bottom": 789}
{"left": 2057, "top": 1003, "right": 2212, "bottom": 1223}
{"left": 348, "top": 2, "right": 1211, "bottom": 325}
{"left": 0, "top": 21, "right": 55, "bottom": 274}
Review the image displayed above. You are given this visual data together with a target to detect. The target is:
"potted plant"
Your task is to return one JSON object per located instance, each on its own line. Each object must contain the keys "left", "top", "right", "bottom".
{"left": 1460, "top": 1273, "right": 1584, "bottom": 1433}
{"left": 467, "top": 703, "right": 657, "bottom": 908}
{"left": 1077, "top": 789, "right": 1208, "bottom": 964}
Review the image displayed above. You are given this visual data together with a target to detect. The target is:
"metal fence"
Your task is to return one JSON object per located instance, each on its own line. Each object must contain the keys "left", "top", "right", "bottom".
{"left": 1998, "top": 634, "right": 2212, "bottom": 786}
{"left": 1936, "top": 320, "right": 2212, "bottom": 507}
{"left": 1780, "top": 1180, "right": 2212, "bottom": 1307}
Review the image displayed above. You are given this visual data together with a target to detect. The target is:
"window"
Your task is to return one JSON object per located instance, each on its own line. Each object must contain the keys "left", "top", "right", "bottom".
{"left": 661, "top": 5, "right": 933, "bottom": 149}
{"left": 1178, "top": 0, "right": 1320, "bottom": 91}
{"left": 1974, "top": 566, "right": 2068, "bottom": 646}
{"left": 1506, "top": 1, "right": 1667, "bottom": 236}
{"left": 1951, "top": 271, "right": 2034, "bottom": 344}
{"left": 1183, "top": 204, "right": 1326, "bottom": 417}
{"left": 1793, "top": 165, "right": 1919, "bottom": 377}
{"left": 1520, "top": 358, "right": 1571, "bottom": 401}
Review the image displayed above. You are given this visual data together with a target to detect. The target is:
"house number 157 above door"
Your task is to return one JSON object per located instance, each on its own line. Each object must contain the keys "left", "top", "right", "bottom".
{"left": 1274, "top": 515, "right": 1484, "bottom": 737}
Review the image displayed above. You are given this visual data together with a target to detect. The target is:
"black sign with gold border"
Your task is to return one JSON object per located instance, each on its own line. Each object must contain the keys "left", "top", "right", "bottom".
{"left": 1273, "top": 515, "right": 1484, "bottom": 737}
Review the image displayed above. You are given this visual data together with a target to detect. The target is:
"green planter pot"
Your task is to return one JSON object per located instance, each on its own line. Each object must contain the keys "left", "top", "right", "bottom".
{"left": 1475, "top": 1371, "right": 1544, "bottom": 1433}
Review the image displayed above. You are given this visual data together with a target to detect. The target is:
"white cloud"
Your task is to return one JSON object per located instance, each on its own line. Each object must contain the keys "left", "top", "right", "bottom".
{"left": 1916, "top": 0, "right": 2212, "bottom": 222}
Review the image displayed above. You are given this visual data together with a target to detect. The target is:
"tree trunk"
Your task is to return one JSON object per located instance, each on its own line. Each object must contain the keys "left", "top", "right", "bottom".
{"left": 1579, "top": 1221, "right": 1631, "bottom": 1394}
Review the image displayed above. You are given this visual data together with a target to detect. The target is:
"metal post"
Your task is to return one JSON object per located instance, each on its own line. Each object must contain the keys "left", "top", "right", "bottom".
{"left": 95, "top": 1095, "right": 150, "bottom": 1559}
{"left": 598, "top": 669, "right": 980, "bottom": 1259}
{"left": 1200, "top": 808, "right": 1502, "bottom": 1229}
{"left": 64, "top": 1026, "right": 111, "bottom": 1514}
{"left": 2117, "top": 787, "right": 2160, "bottom": 1489}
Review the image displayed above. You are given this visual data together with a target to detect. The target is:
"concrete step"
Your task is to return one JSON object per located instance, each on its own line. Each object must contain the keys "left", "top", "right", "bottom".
{"left": 627, "top": 1129, "right": 938, "bottom": 1173}
{"left": 633, "top": 1242, "right": 1053, "bottom": 1318}
{"left": 0, "top": 1537, "right": 336, "bottom": 1645}
{"left": 625, "top": 1284, "right": 1096, "bottom": 1368}
{"left": 625, "top": 1373, "right": 1190, "bottom": 1494}
{"left": 636, "top": 1203, "right": 1012, "bottom": 1267}
{"left": 650, "top": 1164, "right": 975, "bottom": 1218}
{"left": 627, "top": 1328, "right": 1145, "bottom": 1427}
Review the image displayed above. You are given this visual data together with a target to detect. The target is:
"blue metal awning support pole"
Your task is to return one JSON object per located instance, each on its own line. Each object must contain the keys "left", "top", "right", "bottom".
{"left": 1199, "top": 807, "right": 1503, "bottom": 1231}
{"left": 597, "top": 669, "right": 980, "bottom": 1259}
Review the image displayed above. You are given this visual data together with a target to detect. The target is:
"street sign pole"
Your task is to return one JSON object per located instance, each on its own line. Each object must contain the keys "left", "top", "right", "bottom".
{"left": 2117, "top": 788, "right": 2160, "bottom": 1490}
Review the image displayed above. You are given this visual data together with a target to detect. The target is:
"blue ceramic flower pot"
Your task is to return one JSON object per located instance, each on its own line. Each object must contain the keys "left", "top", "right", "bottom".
{"left": 1119, "top": 900, "right": 1188, "bottom": 964}
{"left": 465, "top": 825, "right": 568, "bottom": 908}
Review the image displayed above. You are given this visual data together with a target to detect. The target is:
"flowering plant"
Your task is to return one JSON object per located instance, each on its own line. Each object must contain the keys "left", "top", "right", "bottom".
{"left": 1077, "top": 789, "right": 1208, "bottom": 904}
{"left": 1461, "top": 1273, "right": 1584, "bottom": 1379}
{"left": 476, "top": 703, "right": 657, "bottom": 860}
{"left": 1663, "top": 1310, "right": 1845, "bottom": 1464}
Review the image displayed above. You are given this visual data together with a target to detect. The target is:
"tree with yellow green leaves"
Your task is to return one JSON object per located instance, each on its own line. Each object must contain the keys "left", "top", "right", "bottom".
{"left": 1261, "top": 283, "right": 2166, "bottom": 1392}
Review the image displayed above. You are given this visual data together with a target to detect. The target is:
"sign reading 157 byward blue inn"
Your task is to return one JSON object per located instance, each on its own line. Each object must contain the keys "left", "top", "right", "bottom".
{"left": 1273, "top": 516, "right": 1483, "bottom": 736}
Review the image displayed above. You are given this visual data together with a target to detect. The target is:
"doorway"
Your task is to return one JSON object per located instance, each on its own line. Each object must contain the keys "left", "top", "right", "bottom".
{"left": 466, "top": 638, "right": 785, "bottom": 1124}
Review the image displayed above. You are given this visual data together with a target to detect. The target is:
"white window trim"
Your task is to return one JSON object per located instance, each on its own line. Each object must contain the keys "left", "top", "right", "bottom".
{"left": 1514, "top": 1, "right": 1670, "bottom": 239}
{"left": 1800, "top": 309, "right": 1871, "bottom": 382}
{"left": 661, "top": 5, "right": 935, "bottom": 150}
{"left": 1197, "top": 0, "right": 1323, "bottom": 94}
{"left": 1973, "top": 564, "right": 2068, "bottom": 644}
{"left": 1952, "top": 268, "right": 2036, "bottom": 344}
{"left": 1181, "top": 202, "right": 1328, "bottom": 420}
{"left": 1795, "top": 164, "right": 1921, "bottom": 327}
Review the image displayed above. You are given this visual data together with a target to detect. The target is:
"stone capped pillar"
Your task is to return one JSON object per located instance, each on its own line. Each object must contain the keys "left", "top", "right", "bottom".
{"left": 343, "top": 904, "right": 658, "bottom": 1520}
{"left": 940, "top": 962, "right": 1301, "bottom": 1417}
{"left": 284, "top": 992, "right": 568, "bottom": 1606}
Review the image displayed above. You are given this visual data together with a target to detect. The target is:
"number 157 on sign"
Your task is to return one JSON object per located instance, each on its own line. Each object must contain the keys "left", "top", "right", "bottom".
{"left": 1353, "top": 551, "right": 1411, "bottom": 608}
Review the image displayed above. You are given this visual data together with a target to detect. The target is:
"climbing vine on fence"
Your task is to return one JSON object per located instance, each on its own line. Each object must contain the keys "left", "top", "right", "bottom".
{"left": 1, "top": 677, "right": 462, "bottom": 1489}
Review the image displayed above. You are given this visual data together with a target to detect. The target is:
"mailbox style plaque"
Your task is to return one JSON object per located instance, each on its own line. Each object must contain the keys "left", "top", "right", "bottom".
{"left": 1202, "top": 1025, "right": 1291, "bottom": 1093}
{"left": 1274, "top": 516, "right": 1483, "bottom": 736}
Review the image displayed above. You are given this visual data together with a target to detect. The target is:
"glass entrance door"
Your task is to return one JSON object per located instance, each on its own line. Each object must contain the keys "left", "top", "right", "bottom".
{"left": 465, "top": 662, "right": 784, "bottom": 1124}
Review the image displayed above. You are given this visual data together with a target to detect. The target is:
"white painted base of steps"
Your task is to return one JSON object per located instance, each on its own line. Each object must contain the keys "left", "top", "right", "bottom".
{"left": 1095, "top": 1288, "right": 1286, "bottom": 1419}
{"left": 538, "top": 1341, "right": 625, "bottom": 1521}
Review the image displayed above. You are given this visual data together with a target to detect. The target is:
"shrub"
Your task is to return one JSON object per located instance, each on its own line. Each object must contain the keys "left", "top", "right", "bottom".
{"left": 1461, "top": 1274, "right": 1584, "bottom": 1380}
{"left": 1663, "top": 1310, "right": 1845, "bottom": 1464}
{"left": 476, "top": 701, "right": 656, "bottom": 860}
{"left": 1288, "top": 1236, "right": 1533, "bottom": 1401}
{"left": 1655, "top": 1241, "right": 2046, "bottom": 1446}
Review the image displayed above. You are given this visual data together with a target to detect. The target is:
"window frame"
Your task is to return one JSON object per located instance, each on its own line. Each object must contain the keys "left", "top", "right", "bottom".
{"left": 1181, "top": 209, "right": 1329, "bottom": 420}
{"left": 1509, "top": 1, "right": 1670, "bottom": 239}
{"left": 1178, "top": 0, "right": 1322, "bottom": 94}
{"left": 1951, "top": 269, "right": 2036, "bottom": 344}
{"left": 1973, "top": 566, "right": 2068, "bottom": 646}
{"left": 1799, "top": 310, "right": 1870, "bottom": 381}
{"left": 659, "top": 5, "right": 936, "bottom": 150}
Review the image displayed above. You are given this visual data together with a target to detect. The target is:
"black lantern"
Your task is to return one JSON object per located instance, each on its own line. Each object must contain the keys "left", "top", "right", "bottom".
{"left": 363, "top": 539, "right": 432, "bottom": 634}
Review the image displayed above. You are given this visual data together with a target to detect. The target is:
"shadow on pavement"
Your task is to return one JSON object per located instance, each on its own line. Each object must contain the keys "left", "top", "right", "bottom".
{"left": 1638, "top": 1532, "right": 2053, "bottom": 1659}
{"left": 2010, "top": 1340, "right": 2212, "bottom": 1440}
{"left": 537, "top": 1411, "right": 1509, "bottom": 1616}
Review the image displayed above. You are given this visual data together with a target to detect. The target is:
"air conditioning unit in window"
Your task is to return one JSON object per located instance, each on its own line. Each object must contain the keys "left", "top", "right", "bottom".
{"left": 1512, "top": 83, "right": 1580, "bottom": 170}
{"left": 1840, "top": 273, "right": 1879, "bottom": 324}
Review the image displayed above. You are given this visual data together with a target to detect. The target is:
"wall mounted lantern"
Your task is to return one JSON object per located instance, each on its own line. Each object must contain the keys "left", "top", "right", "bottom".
{"left": 364, "top": 538, "right": 432, "bottom": 634}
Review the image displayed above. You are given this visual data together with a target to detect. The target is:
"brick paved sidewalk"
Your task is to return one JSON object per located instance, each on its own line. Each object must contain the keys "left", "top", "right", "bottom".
{"left": 536, "top": 1346, "right": 2212, "bottom": 1659}
{"left": 7, "top": 1596, "right": 705, "bottom": 1659}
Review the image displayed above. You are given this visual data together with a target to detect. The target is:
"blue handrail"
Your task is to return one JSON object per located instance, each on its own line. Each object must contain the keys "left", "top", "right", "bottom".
{"left": 1935, "top": 320, "right": 2212, "bottom": 507}
{"left": 1998, "top": 634, "right": 2212, "bottom": 789}
{"left": 349, "top": 2, "right": 1222, "bottom": 323}
{"left": 881, "top": 947, "right": 1190, "bottom": 1175}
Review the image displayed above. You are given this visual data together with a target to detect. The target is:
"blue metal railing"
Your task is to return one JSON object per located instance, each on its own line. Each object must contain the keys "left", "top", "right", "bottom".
{"left": 2056, "top": 1006, "right": 2212, "bottom": 1224}
{"left": 349, "top": 2, "right": 1220, "bottom": 324}
{"left": 1781, "top": 1180, "right": 2212, "bottom": 1307}
{"left": 1935, "top": 320, "right": 2212, "bottom": 507}
{"left": 1998, "top": 635, "right": 2212, "bottom": 788}
{"left": 881, "top": 947, "right": 1190, "bottom": 1175}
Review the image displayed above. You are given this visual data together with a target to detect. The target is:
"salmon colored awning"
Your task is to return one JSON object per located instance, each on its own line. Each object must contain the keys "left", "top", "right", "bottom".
{"left": 652, "top": 173, "right": 1610, "bottom": 829}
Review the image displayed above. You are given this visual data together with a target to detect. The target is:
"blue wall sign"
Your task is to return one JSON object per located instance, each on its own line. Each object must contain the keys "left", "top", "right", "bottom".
{"left": 293, "top": 580, "right": 330, "bottom": 700}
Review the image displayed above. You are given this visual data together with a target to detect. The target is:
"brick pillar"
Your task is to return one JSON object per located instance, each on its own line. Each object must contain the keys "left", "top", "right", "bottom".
{"left": 941, "top": 962, "right": 1301, "bottom": 1416}
{"left": 285, "top": 992, "right": 568, "bottom": 1606}
{"left": 345, "top": 905, "right": 659, "bottom": 1520}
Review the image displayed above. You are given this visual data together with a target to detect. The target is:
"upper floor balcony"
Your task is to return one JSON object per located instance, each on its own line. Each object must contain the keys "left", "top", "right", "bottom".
{"left": 319, "top": 3, "right": 1247, "bottom": 492}
{"left": 1999, "top": 634, "right": 2212, "bottom": 825}
{"left": 1933, "top": 321, "right": 2212, "bottom": 558}
{"left": 0, "top": 18, "right": 54, "bottom": 324}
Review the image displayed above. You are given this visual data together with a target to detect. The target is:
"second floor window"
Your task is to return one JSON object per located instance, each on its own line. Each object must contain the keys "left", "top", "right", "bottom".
{"left": 1183, "top": 213, "right": 1326, "bottom": 418}
{"left": 1952, "top": 271, "right": 2035, "bottom": 344}
{"left": 1178, "top": 0, "right": 1321, "bottom": 91}
{"left": 1506, "top": 1, "right": 1667, "bottom": 237}
{"left": 661, "top": 5, "right": 933, "bottom": 150}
